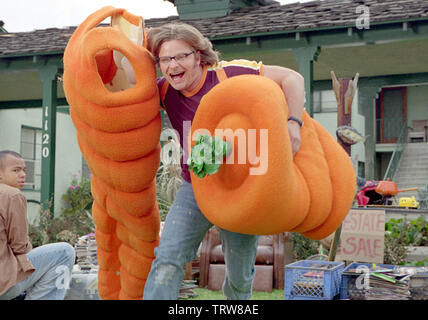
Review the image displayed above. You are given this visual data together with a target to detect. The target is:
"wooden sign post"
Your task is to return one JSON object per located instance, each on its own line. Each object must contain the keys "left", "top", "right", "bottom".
{"left": 328, "top": 71, "right": 359, "bottom": 261}
{"left": 331, "top": 71, "right": 359, "bottom": 153}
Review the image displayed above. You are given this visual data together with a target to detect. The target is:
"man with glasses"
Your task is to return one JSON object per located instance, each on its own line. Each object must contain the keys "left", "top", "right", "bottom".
{"left": 124, "top": 23, "right": 305, "bottom": 300}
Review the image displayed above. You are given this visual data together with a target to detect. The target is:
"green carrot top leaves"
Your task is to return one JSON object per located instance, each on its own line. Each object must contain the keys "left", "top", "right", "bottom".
{"left": 187, "top": 134, "right": 232, "bottom": 178}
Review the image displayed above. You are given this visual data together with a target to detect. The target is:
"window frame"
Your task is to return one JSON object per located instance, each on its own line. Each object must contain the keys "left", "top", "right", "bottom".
{"left": 20, "top": 125, "right": 42, "bottom": 191}
{"left": 313, "top": 90, "right": 338, "bottom": 113}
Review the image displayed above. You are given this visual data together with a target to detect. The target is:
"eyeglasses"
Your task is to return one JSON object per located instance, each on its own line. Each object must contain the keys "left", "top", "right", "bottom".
{"left": 156, "top": 51, "right": 195, "bottom": 65}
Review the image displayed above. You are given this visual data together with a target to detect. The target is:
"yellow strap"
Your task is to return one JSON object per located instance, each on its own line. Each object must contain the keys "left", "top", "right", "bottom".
{"left": 215, "top": 68, "right": 228, "bottom": 82}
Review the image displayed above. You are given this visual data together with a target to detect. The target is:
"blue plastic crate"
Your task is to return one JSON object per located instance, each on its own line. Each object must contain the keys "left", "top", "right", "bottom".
{"left": 284, "top": 260, "right": 345, "bottom": 300}
{"left": 340, "top": 262, "right": 395, "bottom": 300}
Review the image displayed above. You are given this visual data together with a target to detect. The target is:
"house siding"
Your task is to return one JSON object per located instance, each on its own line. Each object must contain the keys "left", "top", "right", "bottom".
{"left": 0, "top": 108, "right": 82, "bottom": 216}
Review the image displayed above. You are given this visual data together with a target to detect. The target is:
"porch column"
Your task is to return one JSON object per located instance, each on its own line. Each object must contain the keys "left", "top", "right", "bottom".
{"left": 292, "top": 46, "right": 321, "bottom": 117}
{"left": 358, "top": 85, "right": 380, "bottom": 180}
{"left": 38, "top": 65, "right": 59, "bottom": 214}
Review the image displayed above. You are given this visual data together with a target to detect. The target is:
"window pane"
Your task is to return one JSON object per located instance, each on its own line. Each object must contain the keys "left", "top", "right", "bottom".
{"left": 34, "top": 159, "right": 42, "bottom": 175}
{"left": 35, "top": 143, "right": 42, "bottom": 160}
{"left": 25, "top": 160, "right": 35, "bottom": 183}
{"left": 34, "top": 174, "right": 41, "bottom": 190}
{"left": 21, "top": 128, "right": 34, "bottom": 143}
{"left": 21, "top": 142, "right": 34, "bottom": 159}
{"left": 21, "top": 127, "right": 42, "bottom": 191}
{"left": 23, "top": 181, "right": 34, "bottom": 190}
{"left": 36, "top": 130, "right": 42, "bottom": 142}
{"left": 313, "top": 91, "right": 321, "bottom": 113}
{"left": 35, "top": 131, "right": 42, "bottom": 160}
{"left": 321, "top": 90, "right": 337, "bottom": 112}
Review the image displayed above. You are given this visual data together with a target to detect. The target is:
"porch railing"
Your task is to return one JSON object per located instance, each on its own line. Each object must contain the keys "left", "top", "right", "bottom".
{"left": 383, "top": 118, "right": 408, "bottom": 181}
{"left": 418, "top": 180, "right": 428, "bottom": 209}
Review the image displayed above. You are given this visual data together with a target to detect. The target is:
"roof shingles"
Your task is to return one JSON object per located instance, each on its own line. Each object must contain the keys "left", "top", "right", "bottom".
{"left": 1, "top": 0, "right": 427, "bottom": 57}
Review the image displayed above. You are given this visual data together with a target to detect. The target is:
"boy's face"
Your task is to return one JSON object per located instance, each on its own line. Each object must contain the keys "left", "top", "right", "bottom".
{"left": 0, "top": 155, "right": 26, "bottom": 190}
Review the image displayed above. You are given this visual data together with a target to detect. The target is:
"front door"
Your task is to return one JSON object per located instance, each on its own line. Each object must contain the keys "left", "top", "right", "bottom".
{"left": 376, "top": 87, "right": 407, "bottom": 143}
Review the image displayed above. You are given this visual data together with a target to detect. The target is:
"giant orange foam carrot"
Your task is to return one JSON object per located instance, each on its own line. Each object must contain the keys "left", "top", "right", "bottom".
{"left": 189, "top": 75, "right": 356, "bottom": 240}
{"left": 63, "top": 6, "right": 160, "bottom": 300}
{"left": 63, "top": 6, "right": 356, "bottom": 300}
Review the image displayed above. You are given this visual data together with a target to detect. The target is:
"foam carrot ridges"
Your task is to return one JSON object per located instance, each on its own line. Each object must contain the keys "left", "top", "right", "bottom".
{"left": 189, "top": 75, "right": 356, "bottom": 237}
{"left": 71, "top": 111, "right": 162, "bottom": 162}
{"left": 64, "top": 8, "right": 157, "bottom": 108}
{"left": 289, "top": 111, "right": 333, "bottom": 233}
{"left": 190, "top": 75, "right": 310, "bottom": 235}
{"left": 301, "top": 120, "right": 356, "bottom": 240}
{"left": 63, "top": 6, "right": 160, "bottom": 300}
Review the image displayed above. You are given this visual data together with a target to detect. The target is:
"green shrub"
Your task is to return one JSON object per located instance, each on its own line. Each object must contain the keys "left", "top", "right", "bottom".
{"left": 384, "top": 230, "right": 408, "bottom": 265}
{"left": 60, "top": 174, "right": 94, "bottom": 236}
{"left": 383, "top": 217, "right": 428, "bottom": 265}
{"left": 28, "top": 174, "right": 94, "bottom": 248}
{"left": 385, "top": 217, "right": 428, "bottom": 246}
{"left": 156, "top": 138, "right": 182, "bottom": 221}
{"left": 290, "top": 233, "right": 323, "bottom": 260}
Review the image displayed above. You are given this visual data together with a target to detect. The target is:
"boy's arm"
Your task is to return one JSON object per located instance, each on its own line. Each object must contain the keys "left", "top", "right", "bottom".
{"left": 7, "top": 193, "right": 34, "bottom": 271}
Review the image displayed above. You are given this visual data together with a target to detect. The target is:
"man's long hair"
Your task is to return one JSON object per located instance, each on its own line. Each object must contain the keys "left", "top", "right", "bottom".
{"left": 147, "top": 23, "right": 219, "bottom": 66}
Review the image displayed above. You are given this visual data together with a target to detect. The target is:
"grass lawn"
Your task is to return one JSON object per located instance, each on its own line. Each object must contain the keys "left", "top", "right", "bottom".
{"left": 184, "top": 288, "right": 284, "bottom": 300}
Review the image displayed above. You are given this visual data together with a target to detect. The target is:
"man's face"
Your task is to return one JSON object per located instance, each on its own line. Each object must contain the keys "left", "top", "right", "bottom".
{"left": 157, "top": 39, "right": 201, "bottom": 93}
{"left": 0, "top": 155, "right": 26, "bottom": 190}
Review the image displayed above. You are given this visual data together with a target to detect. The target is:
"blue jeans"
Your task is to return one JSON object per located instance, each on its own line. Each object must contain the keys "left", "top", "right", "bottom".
{"left": 0, "top": 242, "right": 75, "bottom": 300}
{"left": 143, "top": 181, "right": 258, "bottom": 300}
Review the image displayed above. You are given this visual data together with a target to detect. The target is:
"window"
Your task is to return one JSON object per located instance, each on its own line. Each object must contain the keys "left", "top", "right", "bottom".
{"left": 20, "top": 126, "right": 42, "bottom": 190}
{"left": 313, "top": 90, "right": 338, "bottom": 113}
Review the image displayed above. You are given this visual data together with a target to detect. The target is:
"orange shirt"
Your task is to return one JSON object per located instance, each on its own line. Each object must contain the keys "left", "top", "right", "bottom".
{"left": 0, "top": 183, "right": 35, "bottom": 296}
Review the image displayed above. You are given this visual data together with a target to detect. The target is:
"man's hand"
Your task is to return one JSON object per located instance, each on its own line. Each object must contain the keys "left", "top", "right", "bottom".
{"left": 287, "top": 120, "right": 302, "bottom": 155}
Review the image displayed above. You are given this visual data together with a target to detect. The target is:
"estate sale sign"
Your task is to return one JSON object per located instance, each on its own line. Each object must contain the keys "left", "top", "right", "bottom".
{"left": 336, "top": 209, "right": 385, "bottom": 263}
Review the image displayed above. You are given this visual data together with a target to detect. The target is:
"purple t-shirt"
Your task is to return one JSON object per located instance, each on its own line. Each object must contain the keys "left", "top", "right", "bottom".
{"left": 158, "top": 60, "right": 264, "bottom": 183}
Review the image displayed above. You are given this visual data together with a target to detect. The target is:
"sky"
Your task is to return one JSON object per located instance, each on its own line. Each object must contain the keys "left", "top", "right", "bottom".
{"left": 1, "top": 0, "right": 312, "bottom": 33}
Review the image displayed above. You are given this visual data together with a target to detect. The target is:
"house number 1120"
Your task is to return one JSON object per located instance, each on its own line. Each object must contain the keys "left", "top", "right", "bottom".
{"left": 42, "top": 106, "right": 50, "bottom": 158}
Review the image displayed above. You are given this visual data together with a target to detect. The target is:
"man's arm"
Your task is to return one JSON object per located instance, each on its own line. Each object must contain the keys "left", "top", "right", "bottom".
{"left": 263, "top": 65, "right": 305, "bottom": 155}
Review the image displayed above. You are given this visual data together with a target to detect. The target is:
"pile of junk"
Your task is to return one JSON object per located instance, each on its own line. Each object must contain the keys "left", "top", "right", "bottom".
{"left": 335, "top": 125, "right": 428, "bottom": 209}
{"left": 356, "top": 178, "right": 428, "bottom": 209}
